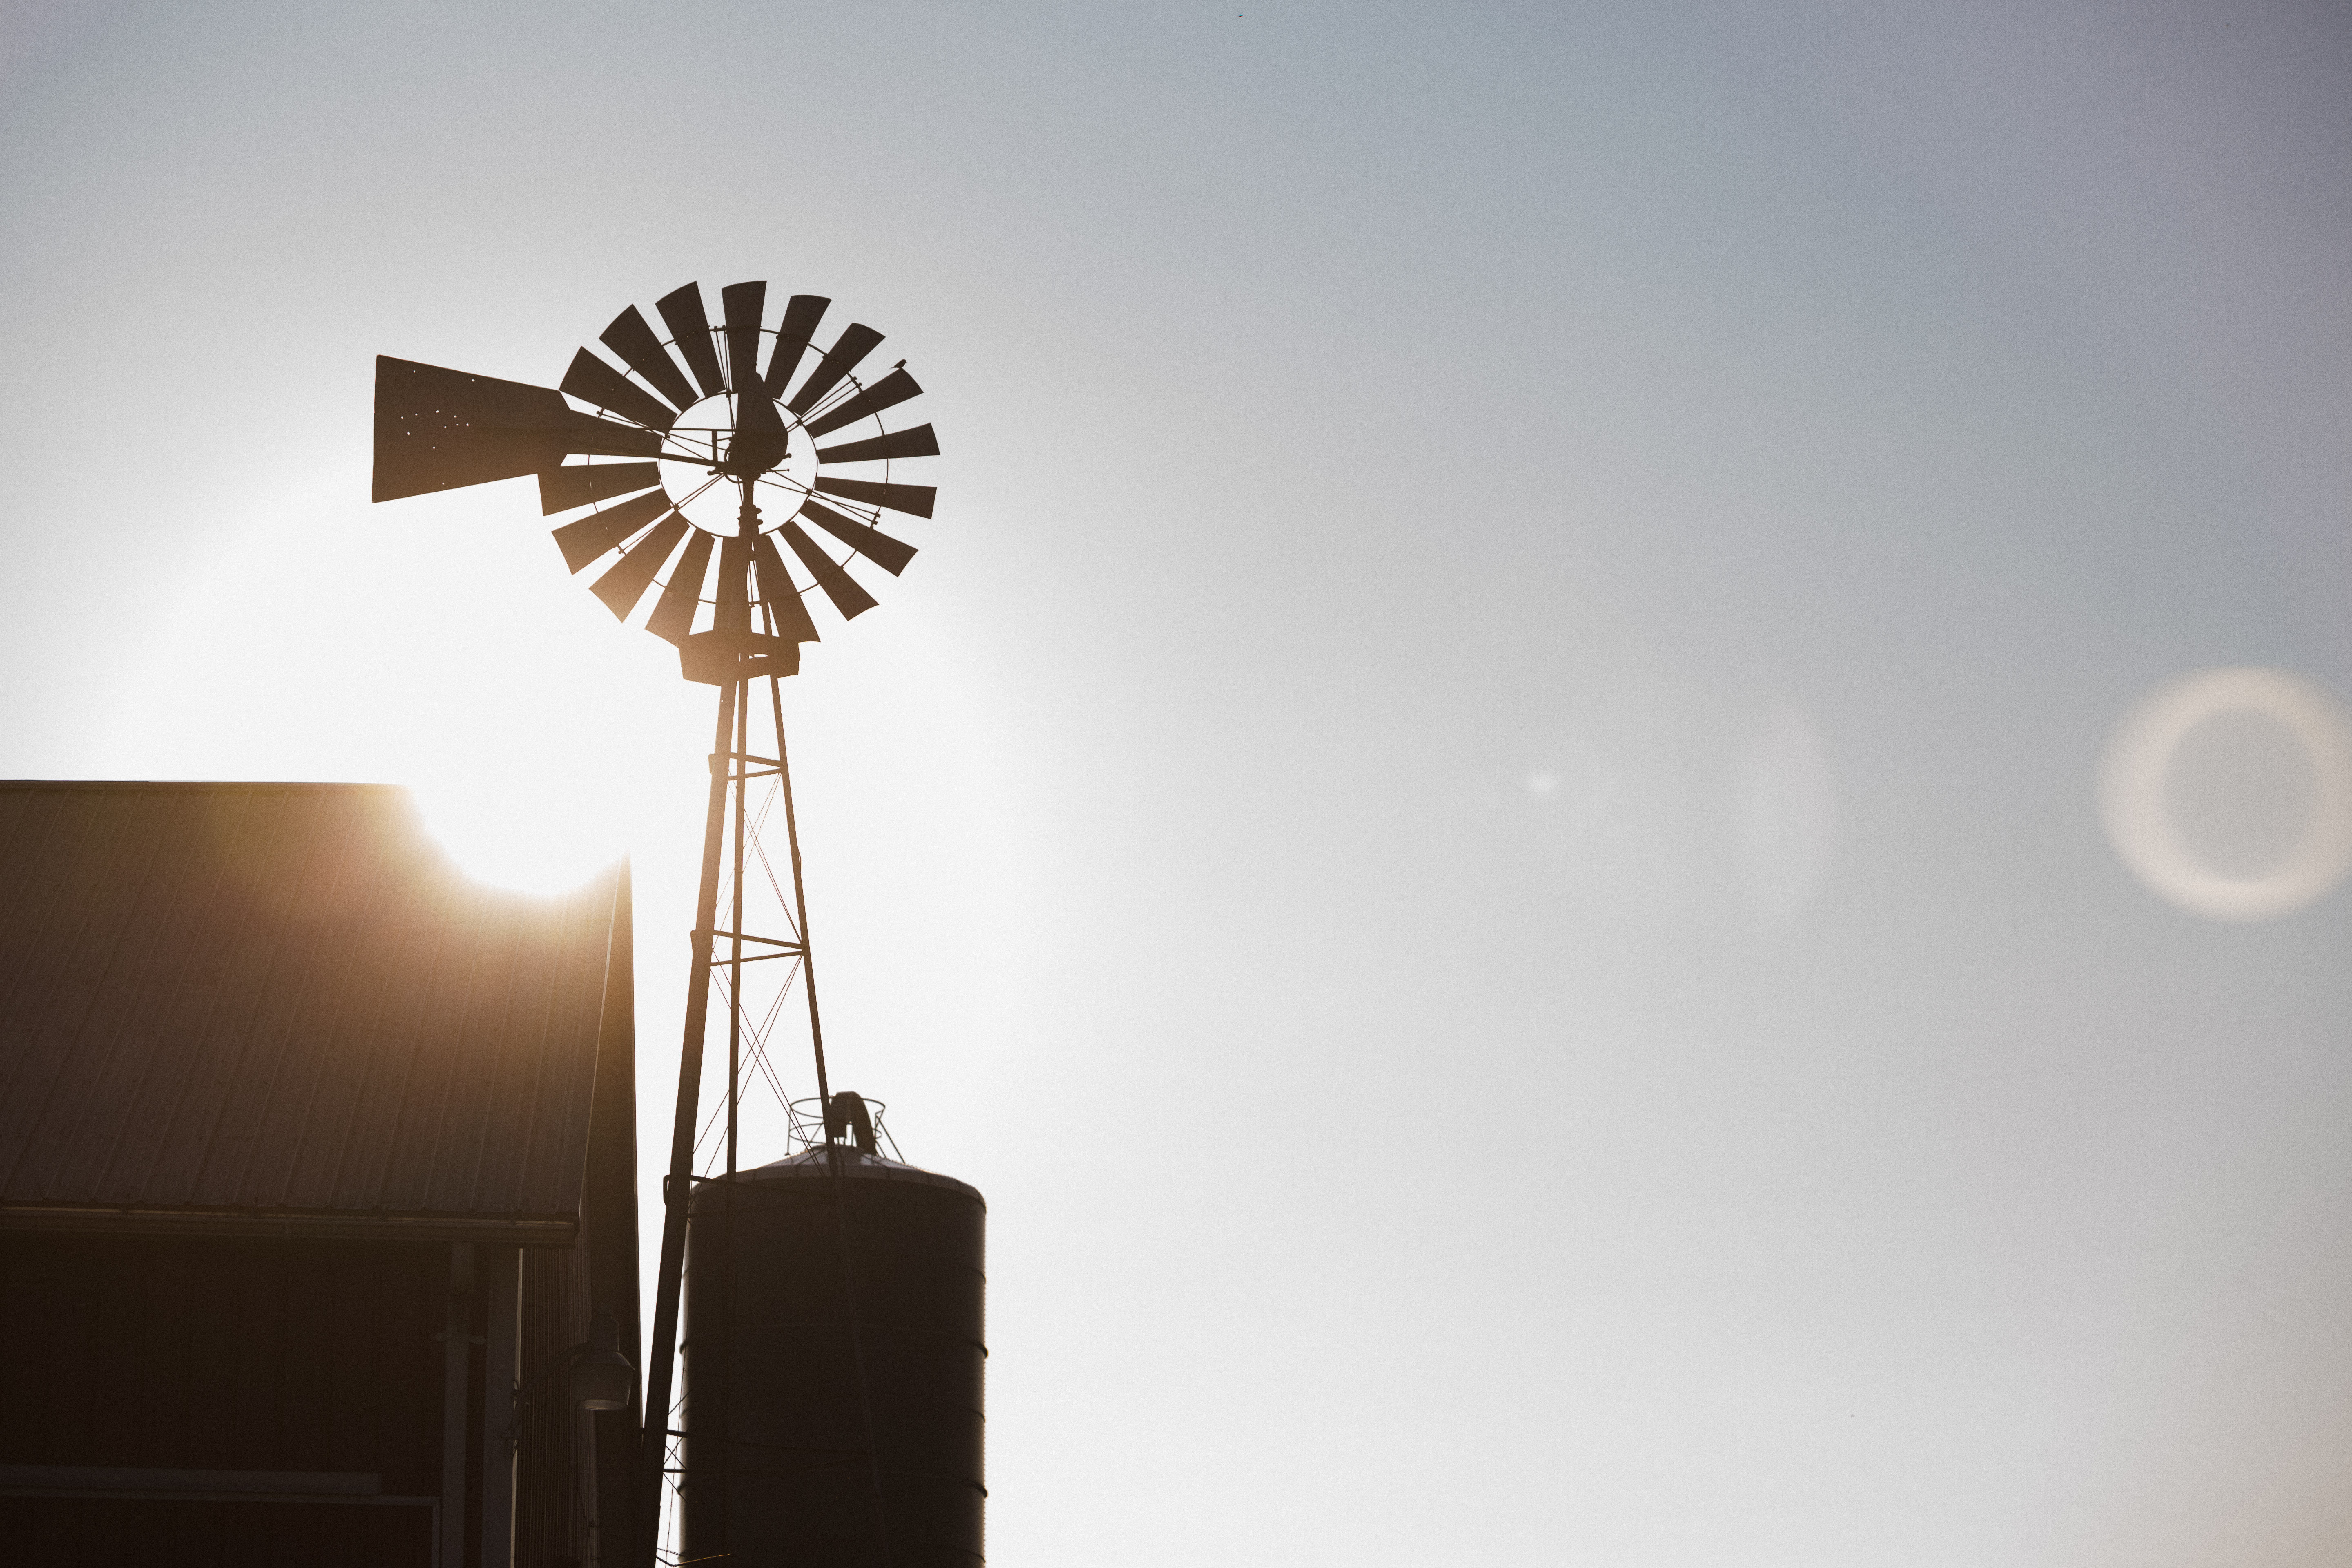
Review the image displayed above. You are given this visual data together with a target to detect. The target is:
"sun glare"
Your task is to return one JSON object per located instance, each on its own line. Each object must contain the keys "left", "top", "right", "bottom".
{"left": 412, "top": 774, "right": 630, "bottom": 896}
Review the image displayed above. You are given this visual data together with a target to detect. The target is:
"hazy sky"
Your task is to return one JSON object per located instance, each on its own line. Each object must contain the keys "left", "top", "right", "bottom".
{"left": 5, "top": 3, "right": 2351, "bottom": 1562}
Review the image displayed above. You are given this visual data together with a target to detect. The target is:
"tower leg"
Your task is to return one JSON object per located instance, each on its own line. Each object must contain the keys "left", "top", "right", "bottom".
{"left": 636, "top": 675, "right": 742, "bottom": 1568}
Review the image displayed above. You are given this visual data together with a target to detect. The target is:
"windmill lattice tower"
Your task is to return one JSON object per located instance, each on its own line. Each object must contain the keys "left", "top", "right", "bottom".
{"left": 372, "top": 280, "right": 984, "bottom": 1568}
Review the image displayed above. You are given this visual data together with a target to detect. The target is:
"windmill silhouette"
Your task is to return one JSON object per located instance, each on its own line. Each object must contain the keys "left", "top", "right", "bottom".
{"left": 374, "top": 282, "right": 974, "bottom": 1568}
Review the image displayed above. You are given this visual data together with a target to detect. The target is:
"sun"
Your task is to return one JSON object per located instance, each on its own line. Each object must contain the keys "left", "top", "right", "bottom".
{"left": 411, "top": 772, "right": 628, "bottom": 896}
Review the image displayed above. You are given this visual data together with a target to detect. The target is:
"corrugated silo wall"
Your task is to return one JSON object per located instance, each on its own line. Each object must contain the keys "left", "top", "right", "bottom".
{"left": 682, "top": 1158, "right": 987, "bottom": 1566}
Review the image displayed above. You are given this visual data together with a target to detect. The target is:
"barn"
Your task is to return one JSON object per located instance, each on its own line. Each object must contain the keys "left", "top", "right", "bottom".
{"left": 0, "top": 780, "right": 642, "bottom": 1567}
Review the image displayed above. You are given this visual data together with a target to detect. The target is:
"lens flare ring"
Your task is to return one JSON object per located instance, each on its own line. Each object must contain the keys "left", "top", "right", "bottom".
{"left": 2099, "top": 666, "right": 2352, "bottom": 921}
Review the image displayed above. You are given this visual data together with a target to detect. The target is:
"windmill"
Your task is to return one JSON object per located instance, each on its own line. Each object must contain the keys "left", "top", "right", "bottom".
{"left": 373, "top": 282, "right": 982, "bottom": 1568}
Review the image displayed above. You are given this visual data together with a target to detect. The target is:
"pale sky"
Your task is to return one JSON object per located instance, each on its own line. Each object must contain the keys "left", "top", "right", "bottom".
{"left": 4, "top": 3, "right": 2351, "bottom": 1562}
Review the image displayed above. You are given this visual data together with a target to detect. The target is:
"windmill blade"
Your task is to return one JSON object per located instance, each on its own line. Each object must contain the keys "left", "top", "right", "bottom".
{"left": 782, "top": 521, "right": 879, "bottom": 620}
{"left": 550, "top": 490, "right": 673, "bottom": 575}
{"left": 785, "top": 324, "right": 884, "bottom": 416}
{"left": 372, "top": 356, "right": 571, "bottom": 501}
{"left": 811, "top": 476, "right": 935, "bottom": 519}
{"left": 590, "top": 514, "right": 689, "bottom": 621}
{"left": 600, "top": 305, "right": 699, "bottom": 412}
{"left": 561, "top": 349, "right": 678, "bottom": 433}
{"left": 646, "top": 530, "right": 716, "bottom": 645}
{"left": 657, "top": 282, "right": 726, "bottom": 398}
{"left": 752, "top": 534, "right": 822, "bottom": 643}
{"left": 715, "top": 536, "right": 753, "bottom": 635}
{"left": 539, "top": 462, "right": 662, "bottom": 516}
{"left": 721, "top": 281, "right": 768, "bottom": 394}
{"left": 564, "top": 411, "right": 662, "bottom": 458}
{"left": 800, "top": 369, "right": 923, "bottom": 439}
{"left": 814, "top": 423, "right": 939, "bottom": 465}
{"left": 763, "top": 295, "right": 829, "bottom": 398}
{"left": 799, "top": 498, "right": 917, "bottom": 576}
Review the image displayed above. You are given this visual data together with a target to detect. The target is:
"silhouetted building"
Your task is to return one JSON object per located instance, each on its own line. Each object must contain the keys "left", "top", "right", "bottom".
{"left": 0, "top": 781, "right": 640, "bottom": 1568}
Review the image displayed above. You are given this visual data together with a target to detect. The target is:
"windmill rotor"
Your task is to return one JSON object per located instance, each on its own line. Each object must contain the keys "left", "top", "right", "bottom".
{"left": 372, "top": 279, "right": 940, "bottom": 685}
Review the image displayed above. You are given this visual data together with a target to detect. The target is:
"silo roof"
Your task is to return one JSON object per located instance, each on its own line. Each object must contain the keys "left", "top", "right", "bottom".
{"left": 728, "top": 1145, "right": 986, "bottom": 1205}
{"left": 0, "top": 781, "right": 626, "bottom": 1243}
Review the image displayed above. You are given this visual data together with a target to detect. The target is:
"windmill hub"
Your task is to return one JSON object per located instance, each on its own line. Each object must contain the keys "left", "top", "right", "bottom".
{"left": 658, "top": 393, "right": 815, "bottom": 529}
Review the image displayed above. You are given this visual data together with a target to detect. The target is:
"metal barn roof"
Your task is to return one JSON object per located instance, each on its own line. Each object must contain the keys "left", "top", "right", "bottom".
{"left": 0, "top": 781, "right": 628, "bottom": 1243}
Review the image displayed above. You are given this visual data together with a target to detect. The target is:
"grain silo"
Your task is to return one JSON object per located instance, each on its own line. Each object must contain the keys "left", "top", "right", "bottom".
{"left": 681, "top": 1101, "right": 985, "bottom": 1567}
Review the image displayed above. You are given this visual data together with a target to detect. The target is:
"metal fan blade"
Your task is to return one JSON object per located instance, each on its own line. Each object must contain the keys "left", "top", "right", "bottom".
{"left": 561, "top": 349, "right": 678, "bottom": 432}
{"left": 564, "top": 411, "right": 662, "bottom": 458}
{"left": 721, "top": 281, "right": 766, "bottom": 394}
{"left": 799, "top": 498, "right": 917, "bottom": 576}
{"left": 751, "top": 534, "right": 822, "bottom": 643}
{"left": 782, "top": 521, "right": 878, "bottom": 619}
{"left": 800, "top": 369, "right": 923, "bottom": 439}
{"left": 811, "top": 476, "right": 935, "bottom": 519}
{"left": 749, "top": 530, "right": 792, "bottom": 610}
{"left": 716, "top": 536, "right": 753, "bottom": 634}
{"left": 539, "top": 462, "right": 662, "bottom": 515}
{"left": 646, "top": 530, "right": 716, "bottom": 645}
{"left": 372, "top": 356, "right": 570, "bottom": 501}
{"left": 600, "top": 305, "right": 699, "bottom": 412}
{"left": 550, "top": 490, "right": 673, "bottom": 574}
{"left": 813, "top": 423, "right": 939, "bottom": 465}
{"left": 763, "top": 295, "right": 829, "bottom": 398}
{"left": 657, "top": 283, "right": 726, "bottom": 398}
{"left": 785, "top": 324, "right": 884, "bottom": 416}
{"left": 590, "top": 514, "right": 689, "bottom": 621}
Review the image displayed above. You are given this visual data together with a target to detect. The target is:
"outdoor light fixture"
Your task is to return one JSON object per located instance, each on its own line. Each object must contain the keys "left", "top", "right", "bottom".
{"left": 570, "top": 1307, "right": 636, "bottom": 1412}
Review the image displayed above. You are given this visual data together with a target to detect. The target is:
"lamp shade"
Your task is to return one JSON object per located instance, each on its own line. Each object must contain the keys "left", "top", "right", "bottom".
{"left": 571, "top": 1307, "right": 637, "bottom": 1411}
{"left": 571, "top": 1348, "right": 635, "bottom": 1411}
